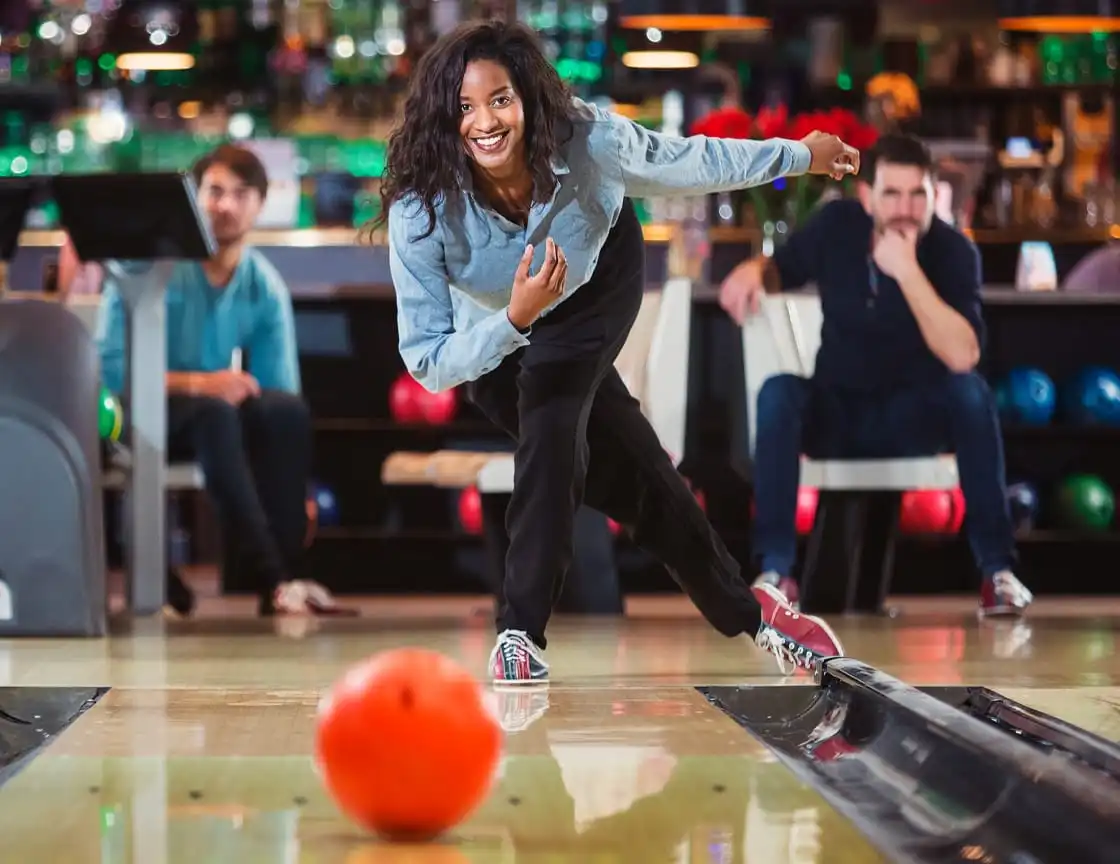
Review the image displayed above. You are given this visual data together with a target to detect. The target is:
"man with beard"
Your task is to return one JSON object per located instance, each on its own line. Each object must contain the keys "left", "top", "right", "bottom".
{"left": 719, "top": 134, "right": 1031, "bottom": 619}
{"left": 97, "top": 144, "right": 341, "bottom": 617}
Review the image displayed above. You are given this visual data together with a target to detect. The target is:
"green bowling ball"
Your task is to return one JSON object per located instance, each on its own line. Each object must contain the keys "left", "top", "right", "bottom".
{"left": 1054, "top": 474, "right": 1115, "bottom": 532}
{"left": 98, "top": 386, "right": 123, "bottom": 441}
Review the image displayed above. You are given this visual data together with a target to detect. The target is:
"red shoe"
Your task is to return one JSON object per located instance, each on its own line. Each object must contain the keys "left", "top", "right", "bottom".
{"left": 752, "top": 583, "right": 845, "bottom": 675}
{"left": 803, "top": 701, "right": 859, "bottom": 762}
{"left": 752, "top": 572, "right": 801, "bottom": 608}
{"left": 979, "top": 571, "right": 1033, "bottom": 619}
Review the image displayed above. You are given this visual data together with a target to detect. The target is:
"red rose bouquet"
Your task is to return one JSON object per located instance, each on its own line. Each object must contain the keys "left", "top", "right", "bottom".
{"left": 691, "top": 104, "right": 879, "bottom": 229}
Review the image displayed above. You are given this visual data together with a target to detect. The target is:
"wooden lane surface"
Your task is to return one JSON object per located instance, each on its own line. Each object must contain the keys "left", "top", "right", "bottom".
{"left": 0, "top": 606, "right": 1118, "bottom": 862}
{"left": 0, "top": 682, "right": 884, "bottom": 862}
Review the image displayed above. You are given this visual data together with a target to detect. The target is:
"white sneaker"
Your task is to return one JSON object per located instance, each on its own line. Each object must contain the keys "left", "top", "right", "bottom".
{"left": 489, "top": 629, "right": 549, "bottom": 685}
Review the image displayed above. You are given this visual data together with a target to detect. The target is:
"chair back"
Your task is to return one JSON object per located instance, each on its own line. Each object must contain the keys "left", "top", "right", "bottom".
{"left": 742, "top": 292, "right": 822, "bottom": 455}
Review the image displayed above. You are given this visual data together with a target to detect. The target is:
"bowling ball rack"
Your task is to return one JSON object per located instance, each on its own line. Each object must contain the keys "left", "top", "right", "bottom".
{"left": 701, "top": 658, "right": 1120, "bottom": 863}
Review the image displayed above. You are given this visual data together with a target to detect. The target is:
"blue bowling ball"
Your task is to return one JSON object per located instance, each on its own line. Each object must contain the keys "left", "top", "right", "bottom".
{"left": 1062, "top": 366, "right": 1120, "bottom": 427}
{"left": 312, "top": 483, "right": 340, "bottom": 526}
{"left": 995, "top": 367, "right": 1056, "bottom": 426}
{"left": 1006, "top": 481, "right": 1040, "bottom": 532}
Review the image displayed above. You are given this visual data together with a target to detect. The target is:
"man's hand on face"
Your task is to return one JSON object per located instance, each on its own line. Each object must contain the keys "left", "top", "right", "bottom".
{"left": 873, "top": 225, "right": 920, "bottom": 280}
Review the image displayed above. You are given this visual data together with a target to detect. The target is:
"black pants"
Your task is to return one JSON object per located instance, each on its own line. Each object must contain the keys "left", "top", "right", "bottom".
{"left": 168, "top": 390, "right": 312, "bottom": 593}
{"left": 466, "top": 200, "right": 762, "bottom": 648}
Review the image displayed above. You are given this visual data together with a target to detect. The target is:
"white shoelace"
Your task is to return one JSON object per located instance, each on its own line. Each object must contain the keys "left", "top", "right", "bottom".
{"left": 756, "top": 626, "right": 799, "bottom": 675}
{"left": 756, "top": 601, "right": 815, "bottom": 675}
{"left": 493, "top": 630, "right": 545, "bottom": 675}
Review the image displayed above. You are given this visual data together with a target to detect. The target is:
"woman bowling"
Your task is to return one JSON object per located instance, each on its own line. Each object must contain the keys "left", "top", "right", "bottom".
{"left": 375, "top": 20, "right": 859, "bottom": 684}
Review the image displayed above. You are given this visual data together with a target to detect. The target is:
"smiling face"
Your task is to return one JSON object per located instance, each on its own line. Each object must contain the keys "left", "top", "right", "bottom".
{"left": 458, "top": 58, "right": 526, "bottom": 180}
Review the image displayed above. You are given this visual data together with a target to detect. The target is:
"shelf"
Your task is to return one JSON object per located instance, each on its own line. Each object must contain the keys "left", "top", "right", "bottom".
{"left": 982, "top": 291, "right": 1120, "bottom": 306}
{"left": 1001, "top": 424, "right": 1120, "bottom": 437}
{"left": 313, "top": 525, "right": 1120, "bottom": 545}
{"left": 1015, "top": 530, "right": 1120, "bottom": 544}
{"left": 17, "top": 223, "right": 675, "bottom": 250}
{"left": 707, "top": 225, "right": 1117, "bottom": 246}
{"left": 315, "top": 527, "right": 481, "bottom": 541}
{"left": 811, "top": 83, "right": 1115, "bottom": 102}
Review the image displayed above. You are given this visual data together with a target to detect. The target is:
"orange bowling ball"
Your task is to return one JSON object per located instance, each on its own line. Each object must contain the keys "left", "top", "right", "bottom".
{"left": 315, "top": 648, "right": 502, "bottom": 840}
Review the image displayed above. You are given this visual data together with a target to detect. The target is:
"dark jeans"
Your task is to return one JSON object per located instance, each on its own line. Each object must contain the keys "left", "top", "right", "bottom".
{"left": 752, "top": 372, "right": 1017, "bottom": 579}
{"left": 466, "top": 200, "right": 761, "bottom": 648}
{"left": 168, "top": 390, "right": 312, "bottom": 593}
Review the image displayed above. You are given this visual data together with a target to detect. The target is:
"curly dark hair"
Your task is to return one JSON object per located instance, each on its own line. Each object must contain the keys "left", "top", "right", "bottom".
{"left": 371, "top": 20, "right": 575, "bottom": 239}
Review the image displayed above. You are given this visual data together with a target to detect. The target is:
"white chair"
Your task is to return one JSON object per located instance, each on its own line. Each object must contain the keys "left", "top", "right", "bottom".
{"left": 384, "top": 276, "right": 694, "bottom": 494}
{"left": 743, "top": 293, "right": 959, "bottom": 613}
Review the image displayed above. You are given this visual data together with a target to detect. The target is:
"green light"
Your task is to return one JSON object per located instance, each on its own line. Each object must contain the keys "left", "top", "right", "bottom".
{"left": 98, "top": 53, "right": 116, "bottom": 71}
{"left": 837, "top": 71, "right": 852, "bottom": 90}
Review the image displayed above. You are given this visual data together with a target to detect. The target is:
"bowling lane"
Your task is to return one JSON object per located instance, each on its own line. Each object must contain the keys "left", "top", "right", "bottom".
{"left": 1000, "top": 686, "right": 1120, "bottom": 742}
{"left": 3, "top": 609, "right": 1119, "bottom": 691}
{"left": 0, "top": 685, "right": 885, "bottom": 863}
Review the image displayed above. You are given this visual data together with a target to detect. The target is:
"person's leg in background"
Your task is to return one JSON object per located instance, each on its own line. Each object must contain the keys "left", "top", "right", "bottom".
{"left": 750, "top": 375, "right": 850, "bottom": 605}
{"left": 556, "top": 506, "right": 624, "bottom": 615}
{"left": 168, "top": 393, "right": 333, "bottom": 616}
{"left": 106, "top": 397, "right": 196, "bottom": 616}
{"left": 480, "top": 493, "right": 623, "bottom": 618}
{"left": 881, "top": 372, "right": 1030, "bottom": 617}
{"left": 237, "top": 390, "right": 346, "bottom": 615}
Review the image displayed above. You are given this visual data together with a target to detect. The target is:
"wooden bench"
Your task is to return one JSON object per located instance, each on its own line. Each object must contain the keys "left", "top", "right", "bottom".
{"left": 744, "top": 293, "right": 960, "bottom": 615}
{"left": 381, "top": 277, "right": 694, "bottom": 496}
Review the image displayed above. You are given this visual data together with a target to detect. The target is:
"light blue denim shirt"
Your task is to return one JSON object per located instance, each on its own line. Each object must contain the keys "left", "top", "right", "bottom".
{"left": 389, "top": 96, "right": 811, "bottom": 392}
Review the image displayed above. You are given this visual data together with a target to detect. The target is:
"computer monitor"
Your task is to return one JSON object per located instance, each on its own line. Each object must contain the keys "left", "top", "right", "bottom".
{"left": 0, "top": 178, "right": 42, "bottom": 262}
{"left": 51, "top": 172, "right": 217, "bottom": 263}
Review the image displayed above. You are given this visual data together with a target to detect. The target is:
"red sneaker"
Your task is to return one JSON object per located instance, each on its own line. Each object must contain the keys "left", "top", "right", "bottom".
{"left": 752, "top": 583, "right": 845, "bottom": 675}
{"left": 803, "top": 701, "right": 859, "bottom": 762}
{"left": 752, "top": 573, "right": 801, "bottom": 608}
{"left": 980, "top": 571, "right": 1033, "bottom": 619}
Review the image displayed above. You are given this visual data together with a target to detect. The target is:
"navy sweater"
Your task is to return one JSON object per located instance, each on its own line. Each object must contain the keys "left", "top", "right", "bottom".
{"left": 773, "top": 198, "right": 985, "bottom": 393}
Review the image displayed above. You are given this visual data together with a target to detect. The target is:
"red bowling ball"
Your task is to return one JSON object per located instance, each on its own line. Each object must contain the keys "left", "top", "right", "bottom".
{"left": 389, "top": 373, "right": 425, "bottom": 423}
{"left": 899, "top": 488, "right": 965, "bottom": 534}
{"left": 418, "top": 387, "right": 459, "bottom": 425}
{"left": 458, "top": 487, "right": 483, "bottom": 534}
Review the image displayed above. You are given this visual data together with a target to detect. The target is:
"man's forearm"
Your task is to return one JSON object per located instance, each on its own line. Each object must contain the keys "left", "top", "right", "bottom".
{"left": 167, "top": 371, "right": 203, "bottom": 395}
{"left": 896, "top": 264, "right": 980, "bottom": 373}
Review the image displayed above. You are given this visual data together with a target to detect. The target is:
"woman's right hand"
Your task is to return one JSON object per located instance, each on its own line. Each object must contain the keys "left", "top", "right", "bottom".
{"left": 508, "top": 238, "right": 567, "bottom": 330}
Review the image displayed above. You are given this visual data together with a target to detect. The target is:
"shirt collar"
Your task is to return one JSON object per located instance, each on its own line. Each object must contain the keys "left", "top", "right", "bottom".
{"left": 461, "top": 152, "right": 570, "bottom": 194}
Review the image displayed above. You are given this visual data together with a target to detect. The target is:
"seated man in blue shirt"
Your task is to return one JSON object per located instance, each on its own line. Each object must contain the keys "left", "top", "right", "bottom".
{"left": 719, "top": 134, "right": 1032, "bottom": 619}
{"left": 97, "top": 144, "right": 338, "bottom": 617}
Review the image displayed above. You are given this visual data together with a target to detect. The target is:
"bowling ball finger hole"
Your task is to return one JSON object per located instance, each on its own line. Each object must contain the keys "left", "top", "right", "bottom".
{"left": 712, "top": 784, "right": 726, "bottom": 793}
{"left": 507, "top": 796, "right": 521, "bottom": 806}
{"left": 399, "top": 686, "right": 414, "bottom": 709}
